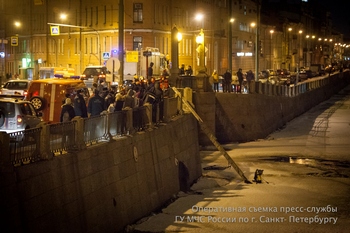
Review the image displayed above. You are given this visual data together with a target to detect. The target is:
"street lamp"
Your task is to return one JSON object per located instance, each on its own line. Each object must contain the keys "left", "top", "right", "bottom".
{"left": 251, "top": 22, "right": 258, "bottom": 81}
{"left": 195, "top": 13, "right": 205, "bottom": 72}
{"left": 270, "top": 30, "right": 274, "bottom": 69}
{"left": 228, "top": 18, "right": 234, "bottom": 73}
{"left": 195, "top": 13, "right": 208, "bottom": 91}
{"left": 196, "top": 29, "right": 205, "bottom": 72}
{"left": 296, "top": 30, "right": 302, "bottom": 85}
{"left": 170, "top": 26, "right": 182, "bottom": 87}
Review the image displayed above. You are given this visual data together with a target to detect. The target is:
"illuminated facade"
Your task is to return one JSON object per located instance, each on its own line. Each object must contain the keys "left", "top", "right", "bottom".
{"left": 0, "top": 0, "right": 345, "bottom": 82}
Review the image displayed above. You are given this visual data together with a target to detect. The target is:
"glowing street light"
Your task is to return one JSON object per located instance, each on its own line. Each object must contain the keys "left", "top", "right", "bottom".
{"left": 60, "top": 13, "right": 67, "bottom": 21}
{"left": 270, "top": 30, "right": 274, "bottom": 69}
{"left": 14, "top": 21, "right": 21, "bottom": 28}
{"left": 251, "top": 22, "right": 259, "bottom": 81}
{"left": 196, "top": 29, "right": 205, "bottom": 72}
{"left": 170, "top": 26, "right": 182, "bottom": 87}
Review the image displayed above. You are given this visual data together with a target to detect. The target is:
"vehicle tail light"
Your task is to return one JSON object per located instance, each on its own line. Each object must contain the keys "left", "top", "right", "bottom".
{"left": 33, "top": 90, "right": 39, "bottom": 96}
{"left": 99, "top": 74, "right": 106, "bottom": 78}
{"left": 17, "top": 115, "right": 23, "bottom": 125}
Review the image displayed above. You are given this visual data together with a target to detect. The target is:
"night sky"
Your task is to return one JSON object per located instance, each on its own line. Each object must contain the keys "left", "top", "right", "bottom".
{"left": 318, "top": 0, "right": 350, "bottom": 37}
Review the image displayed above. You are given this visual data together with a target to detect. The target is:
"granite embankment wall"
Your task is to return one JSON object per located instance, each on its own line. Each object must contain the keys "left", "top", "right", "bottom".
{"left": 194, "top": 72, "right": 350, "bottom": 145}
{"left": 0, "top": 114, "right": 201, "bottom": 233}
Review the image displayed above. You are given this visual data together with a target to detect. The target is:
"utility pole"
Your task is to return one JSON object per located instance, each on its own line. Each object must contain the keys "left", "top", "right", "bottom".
{"left": 228, "top": 0, "right": 233, "bottom": 73}
{"left": 255, "top": 0, "right": 261, "bottom": 82}
{"left": 118, "top": 0, "right": 124, "bottom": 84}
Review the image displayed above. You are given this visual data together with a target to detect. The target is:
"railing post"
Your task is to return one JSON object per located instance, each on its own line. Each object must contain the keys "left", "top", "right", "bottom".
{"left": 103, "top": 113, "right": 113, "bottom": 141}
{"left": 0, "top": 132, "right": 11, "bottom": 166}
{"left": 143, "top": 103, "right": 153, "bottom": 129}
{"left": 124, "top": 108, "right": 133, "bottom": 134}
{"left": 249, "top": 80, "right": 255, "bottom": 94}
{"left": 73, "top": 117, "right": 87, "bottom": 150}
{"left": 38, "top": 123, "right": 53, "bottom": 160}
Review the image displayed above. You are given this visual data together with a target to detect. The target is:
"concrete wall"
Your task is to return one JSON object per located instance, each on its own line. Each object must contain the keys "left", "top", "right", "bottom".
{"left": 195, "top": 72, "right": 350, "bottom": 144}
{"left": 0, "top": 115, "right": 201, "bottom": 233}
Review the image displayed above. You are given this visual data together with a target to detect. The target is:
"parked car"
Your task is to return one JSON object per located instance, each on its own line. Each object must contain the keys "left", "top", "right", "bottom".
{"left": 310, "top": 64, "right": 325, "bottom": 76}
{"left": 276, "top": 69, "right": 292, "bottom": 85}
{"left": 0, "top": 98, "right": 42, "bottom": 133}
{"left": 81, "top": 66, "right": 112, "bottom": 84}
{"left": 0, "top": 80, "right": 31, "bottom": 99}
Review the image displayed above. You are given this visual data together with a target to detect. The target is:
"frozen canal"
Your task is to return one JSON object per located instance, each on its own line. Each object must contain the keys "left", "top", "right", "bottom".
{"left": 131, "top": 85, "right": 350, "bottom": 233}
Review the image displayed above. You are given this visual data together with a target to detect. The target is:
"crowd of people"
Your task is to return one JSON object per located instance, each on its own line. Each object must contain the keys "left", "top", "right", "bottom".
{"left": 211, "top": 68, "right": 254, "bottom": 93}
{"left": 60, "top": 74, "right": 169, "bottom": 126}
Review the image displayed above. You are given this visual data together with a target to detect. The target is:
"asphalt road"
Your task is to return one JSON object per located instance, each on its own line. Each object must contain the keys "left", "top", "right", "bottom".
{"left": 131, "top": 85, "right": 350, "bottom": 233}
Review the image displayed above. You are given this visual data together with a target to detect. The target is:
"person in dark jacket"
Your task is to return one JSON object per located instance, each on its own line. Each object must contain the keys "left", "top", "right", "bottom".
{"left": 237, "top": 68, "right": 244, "bottom": 93}
{"left": 74, "top": 89, "right": 88, "bottom": 118}
{"left": 87, "top": 90, "right": 105, "bottom": 117}
{"left": 223, "top": 70, "right": 232, "bottom": 93}
{"left": 60, "top": 98, "right": 75, "bottom": 122}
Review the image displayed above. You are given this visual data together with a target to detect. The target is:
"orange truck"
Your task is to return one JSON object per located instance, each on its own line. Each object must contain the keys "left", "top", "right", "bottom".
{"left": 25, "top": 78, "right": 89, "bottom": 123}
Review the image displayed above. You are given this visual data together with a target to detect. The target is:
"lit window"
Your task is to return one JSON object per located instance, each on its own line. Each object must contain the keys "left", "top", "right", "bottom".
{"left": 133, "top": 3, "right": 143, "bottom": 23}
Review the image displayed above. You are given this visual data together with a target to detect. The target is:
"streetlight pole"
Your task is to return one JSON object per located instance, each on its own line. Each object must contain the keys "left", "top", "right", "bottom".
{"left": 196, "top": 29, "right": 205, "bottom": 72}
{"left": 251, "top": 22, "right": 259, "bottom": 81}
{"left": 170, "top": 26, "right": 181, "bottom": 87}
{"left": 270, "top": 30, "right": 274, "bottom": 69}
{"left": 228, "top": 0, "right": 233, "bottom": 73}
{"left": 255, "top": 0, "right": 261, "bottom": 82}
{"left": 295, "top": 30, "right": 302, "bottom": 85}
{"left": 195, "top": 13, "right": 208, "bottom": 92}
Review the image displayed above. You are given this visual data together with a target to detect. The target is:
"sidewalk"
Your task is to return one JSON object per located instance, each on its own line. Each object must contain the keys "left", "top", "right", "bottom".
{"left": 131, "top": 85, "right": 350, "bottom": 233}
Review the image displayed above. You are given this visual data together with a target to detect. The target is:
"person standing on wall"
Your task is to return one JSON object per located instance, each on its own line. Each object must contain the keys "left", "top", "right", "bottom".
{"left": 246, "top": 70, "right": 254, "bottom": 94}
{"left": 212, "top": 70, "right": 219, "bottom": 92}
{"left": 237, "top": 68, "right": 244, "bottom": 93}
{"left": 223, "top": 70, "right": 232, "bottom": 93}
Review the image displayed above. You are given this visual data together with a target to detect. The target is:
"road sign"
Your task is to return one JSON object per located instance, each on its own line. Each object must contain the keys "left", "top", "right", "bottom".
{"left": 11, "top": 36, "right": 18, "bottom": 46}
{"left": 126, "top": 51, "right": 139, "bottom": 62}
{"left": 103, "top": 52, "right": 110, "bottom": 60}
{"left": 106, "top": 58, "right": 120, "bottom": 72}
{"left": 143, "top": 51, "right": 152, "bottom": 57}
{"left": 50, "top": 26, "right": 60, "bottom": 36}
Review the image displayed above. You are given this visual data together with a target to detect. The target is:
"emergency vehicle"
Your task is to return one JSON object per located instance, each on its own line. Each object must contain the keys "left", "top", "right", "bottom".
{"left": 25, "top": 78, "right": 89, "bottom": 123}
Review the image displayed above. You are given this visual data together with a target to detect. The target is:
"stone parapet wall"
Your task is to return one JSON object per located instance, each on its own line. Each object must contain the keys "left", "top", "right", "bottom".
{"left": 195, "top": 72, "right": 350, "bottom": 144}
{"left": 0, "top": 115, "right": 201, "bottom": 233}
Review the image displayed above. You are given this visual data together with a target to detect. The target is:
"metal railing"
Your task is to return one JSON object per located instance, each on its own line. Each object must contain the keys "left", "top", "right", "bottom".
{"left": 2, "top": 72, "right": 348, "bottom": 166}
{"left": 8, "top": 128, "right": 42, "bottom": 166}
{"left": 1, "top": 96, "right": 180, "bottom": 166}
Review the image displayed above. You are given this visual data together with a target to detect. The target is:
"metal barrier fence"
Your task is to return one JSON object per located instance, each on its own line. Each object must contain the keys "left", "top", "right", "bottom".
{"left": 1, "top": 98, "right": 178, "bottom": 166}
{"left": 49, "top": 121, "right": 77, "bottom": 153}
{"left": 8, "top": 128, "right": 42, "bottom": 166}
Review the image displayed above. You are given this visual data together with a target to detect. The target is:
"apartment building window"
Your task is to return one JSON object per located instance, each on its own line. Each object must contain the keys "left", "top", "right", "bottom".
{"left": 58, "top": 39, "right": 64, "bottom": 54}
{"left": 133, "top": 37, "right": 142, "bottom": 50}
{"left": 74, "top": 38, "right": 79, "bottom": 55}
{"left": 104, "top": 5, "right": 107, "bottom": 25}
{"left": 95, "top": 6, "right": 98, "bottom": 25}
{"left": 85, "top": 38, "right": 88, "bottom": 54}
{"left": 133, "top": 3, "right": 143, "bottom": 23}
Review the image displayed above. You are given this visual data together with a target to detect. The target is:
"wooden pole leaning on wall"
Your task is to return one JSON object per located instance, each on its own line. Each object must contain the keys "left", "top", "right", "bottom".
{"left": 171, "top": 87, "right": 251, "bottom": 184}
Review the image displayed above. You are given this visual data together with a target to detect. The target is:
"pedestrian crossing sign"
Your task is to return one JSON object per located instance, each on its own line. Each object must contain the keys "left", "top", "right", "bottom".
{"left": 50, "top": 26, "right": 60, "bottom": 36}
{"left": 11, "top": 36, "right": 18, "bottom": 46}
{"left": 103, "top": 52, "right": 110, "bottom": 60}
